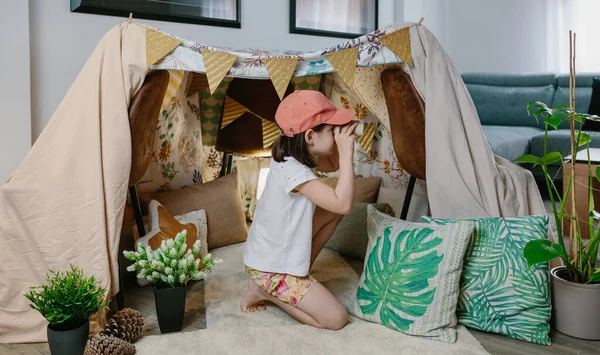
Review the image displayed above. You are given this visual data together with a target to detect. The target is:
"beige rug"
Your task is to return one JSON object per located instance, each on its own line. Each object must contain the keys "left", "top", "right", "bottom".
{"left": 135, "top": 243, "right": 489, "bottom": 354}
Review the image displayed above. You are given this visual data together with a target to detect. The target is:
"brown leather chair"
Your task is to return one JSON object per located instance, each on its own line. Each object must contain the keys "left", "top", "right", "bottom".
{"left": 380, "top": 68, "right": 426, "bottom": 219}
{"left": 128, "top": 70, "right": 170, "bottom": 186}
{"left": 118, "top": 70, "right": 170, "bottom": 309}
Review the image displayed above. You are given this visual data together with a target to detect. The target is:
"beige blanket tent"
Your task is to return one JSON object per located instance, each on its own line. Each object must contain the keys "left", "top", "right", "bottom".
{"left": 0, "top": 21, "right": 546, "bottom": 343}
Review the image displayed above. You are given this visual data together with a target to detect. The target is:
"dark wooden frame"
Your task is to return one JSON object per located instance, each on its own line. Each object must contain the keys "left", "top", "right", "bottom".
{"left": 71, "top": 0, "right": 241, "bottom": 28}
{"left": 289, "top": 0, "right": 378, "bottom": 39}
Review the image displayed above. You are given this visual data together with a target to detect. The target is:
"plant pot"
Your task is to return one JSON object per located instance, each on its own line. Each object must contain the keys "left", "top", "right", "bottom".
{"left": 154, "top": 285, "right": 186, "bottom": 333}
{"left": 551, "top": 266, "right": 600, "bottom": 339}
{"left": 47, "top": 320, "right": 89, "bottom": 355}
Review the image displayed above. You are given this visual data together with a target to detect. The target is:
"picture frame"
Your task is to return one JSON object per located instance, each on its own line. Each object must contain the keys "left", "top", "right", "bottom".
{"left": 71, "top": 0, "right": 241, "bottom": 28}
{"left": 290, "top": 0, "right": 378, "bottom": 39}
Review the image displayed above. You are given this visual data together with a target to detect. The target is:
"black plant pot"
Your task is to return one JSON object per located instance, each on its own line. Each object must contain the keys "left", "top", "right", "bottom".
{"left": 154, "top": 285, "right": 186, "bottom": 333}
{"left": 47, "top": 320, "right": 89, "bottom": 355}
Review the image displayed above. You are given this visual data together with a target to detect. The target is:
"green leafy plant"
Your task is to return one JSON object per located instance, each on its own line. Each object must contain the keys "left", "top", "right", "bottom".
{"left": 357, "top": 227, "right": 442, "bottom": 331}
{"left": 24, "top": 264, "right": 107, "bottom": 330}
{"left": 514, "top": 100, "right": 600, "bottom": 283}
{"left": 123, "top": 230, "right": 222, "bottom": 288}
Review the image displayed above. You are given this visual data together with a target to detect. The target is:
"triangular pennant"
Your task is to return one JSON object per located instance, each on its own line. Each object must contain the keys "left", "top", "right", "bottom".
{"left": 200, "top": 48, "right": 238, "bottom": 94}
{"left": 356, "top": 122, "right": 377, "bottom": 153}
{"left": 187, "top": 73, "right": 209, "bottom": 96}
{"left": 262, "top": 119, "right": 280, "bottom": 149}
{"left": 263, "top": 57, "right": 299, "bottom": 100}
{"left": 379, "top": 27, "right": 414, "bottom": 67}
{"left": 161, "top": 70, "right": 185, "bottom": 110}
{"left": 325, "top": 47, "right": 359, "bottom": 88}
{"left": 221, "top": 96, "right": 248, "bottom": 128}
{"left": 146, "top": 28, "right": 182, "bottom": 68}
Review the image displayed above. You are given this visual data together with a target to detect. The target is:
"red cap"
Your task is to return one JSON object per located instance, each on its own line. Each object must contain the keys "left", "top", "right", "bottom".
{"left": 275, "top": 90, "right": 355, "bottom": 137}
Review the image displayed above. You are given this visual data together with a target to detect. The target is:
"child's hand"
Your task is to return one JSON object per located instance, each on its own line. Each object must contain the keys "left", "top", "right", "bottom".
{"left": 334, "top": 123, "right": 357, "bottom": 159}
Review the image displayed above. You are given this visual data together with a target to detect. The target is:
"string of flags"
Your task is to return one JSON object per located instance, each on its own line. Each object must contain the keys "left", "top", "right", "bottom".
{"left": 162, "top": 25, "right": 415, "bottom": 97}
{"left": 145, "top": 24, "right": 416, "bottom": 153}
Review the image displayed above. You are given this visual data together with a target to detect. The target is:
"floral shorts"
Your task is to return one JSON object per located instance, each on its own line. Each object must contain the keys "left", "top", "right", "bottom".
{"left": 246, "top": 267, "right": 317, "bottom": 307}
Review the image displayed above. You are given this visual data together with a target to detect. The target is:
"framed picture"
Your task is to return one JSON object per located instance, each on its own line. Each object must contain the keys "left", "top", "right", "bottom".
{"left": 71, "top": 0, "right": 241, "bottom": 28}
{"left": 290, "top": 0, "right": 378, "bottom": 39}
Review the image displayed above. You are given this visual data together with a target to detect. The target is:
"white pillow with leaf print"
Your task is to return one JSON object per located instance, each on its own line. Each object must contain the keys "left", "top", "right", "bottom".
{"left": 352, "top": 206, "right": 474, "bottom": 343}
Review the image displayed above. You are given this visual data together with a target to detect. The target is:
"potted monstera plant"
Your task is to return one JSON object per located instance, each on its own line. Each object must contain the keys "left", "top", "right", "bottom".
{"left": 24, "top": 264, "right": 107, "bottom": 355}
{"left": 123, "top": 230, "right": 221, "bottom": 333}
{"left": 514, "top": 98, "right": 600, "bottom": 339}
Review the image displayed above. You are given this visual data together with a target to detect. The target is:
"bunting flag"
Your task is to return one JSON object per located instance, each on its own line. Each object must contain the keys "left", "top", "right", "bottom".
{"left": 161, "top": 70, "right": 185, "bottom": 110}
{"left": 221, "top": 96, "right": 248, "bottom": 128}
{"left": 325, "top": 47, "right": 359, "bottom": 88}
{"left": 146, "top": 29, "right": 182, "bottom": 68}
{"left": 186, "top": 73, "right": 209, "bottom": 96}
{"left": 356, "top": 122, "right": 377, "bottom": 153}
{"left": 379, "top": 27, "right": 413, "bottom": 67}
{"left": 262, "top": 120, "right": 280, "bottom": 149}
{"left": 201, "top": 48, "right": 238, "bottom": 94}
{"left": 263, "top": 57, "right": 299, "bottom": 100}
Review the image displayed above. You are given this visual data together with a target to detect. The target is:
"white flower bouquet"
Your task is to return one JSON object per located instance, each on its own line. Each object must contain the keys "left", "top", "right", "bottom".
{"left": 123, "top": 230, "right": 222, "bottom": 288}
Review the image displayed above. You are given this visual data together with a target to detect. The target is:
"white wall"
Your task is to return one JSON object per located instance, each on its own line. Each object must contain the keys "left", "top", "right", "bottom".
{"left": 403, "top": 0, "right": 551, "bottom": 74}
{"left": 29, "top": 0, "right": 396, "bottom": 140}
{"left": 0, "top": 0, "right": 31, "bottom": 183}
{"left": 26, "top": 0, "right": 588, "bottom": 143}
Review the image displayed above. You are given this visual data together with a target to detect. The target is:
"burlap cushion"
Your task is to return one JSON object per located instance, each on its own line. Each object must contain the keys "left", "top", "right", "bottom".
{"left": 319, "top": 176, "right": 382, "bottom": 203}
{"left": 325, "top": 202, "right": 391, "bottom": 260}
{"left": 151, "top": 172, "right": 248, "bottom": 249}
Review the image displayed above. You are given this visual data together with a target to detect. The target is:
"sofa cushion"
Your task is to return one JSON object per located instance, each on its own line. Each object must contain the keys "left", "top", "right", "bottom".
{"left": 462, "top": 73, "right": 557, "bottom": 87}
{"left": 482, "top": 125, "right": 543, "bottom": 161}
{"left": 463, "top": 73, "right": 557, "bottom": 128}
{"left": 583, "top": 77, "right": 600, "bottom": 131}
{"left": 530, "top": 129, "right": 600, "bottom": 159}
{"left": 553, "top": 74, "right": 600, "bottom": 129}
{"left": 465, "top": 84, "right": 555, "bottom": 127}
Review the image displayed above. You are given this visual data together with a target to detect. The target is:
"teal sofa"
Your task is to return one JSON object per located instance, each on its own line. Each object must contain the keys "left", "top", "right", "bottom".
{"left": 462, "top": 73, "right": 600, "bottom": 179}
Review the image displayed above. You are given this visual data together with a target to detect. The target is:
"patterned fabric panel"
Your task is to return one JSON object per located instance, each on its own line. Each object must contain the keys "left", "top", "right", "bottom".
{"left": 291, "top": 75, "right": 322, "bottom": 91}
{"left": 137, "top": 72, "right": 204, "bottom": 193}
{"left": 200, "top": 77, "right": 233, "bottom": 146}
{"left": 233, "top": 157, "right": 271, "bottom": 219}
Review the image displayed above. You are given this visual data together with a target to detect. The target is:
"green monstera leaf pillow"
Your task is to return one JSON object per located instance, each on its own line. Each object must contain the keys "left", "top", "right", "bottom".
{"left": 353, "top": 206, "right": 474, "bottom": 343}
{"left": 422, "top": 215, "right": 551, "bottom": 345}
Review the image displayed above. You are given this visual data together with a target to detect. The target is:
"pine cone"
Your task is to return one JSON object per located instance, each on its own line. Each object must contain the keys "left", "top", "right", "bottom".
{"left": 84, "top": 334, "right": 136, "bottom": 355}
{"left": 101, "top": 308, "right": 145, "bottom": 343}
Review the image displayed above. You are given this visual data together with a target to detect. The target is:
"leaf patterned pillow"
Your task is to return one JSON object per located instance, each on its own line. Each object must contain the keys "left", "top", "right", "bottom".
{"left": 421, "top": 215, "right": 551, "bottom": 345}
{"left": 352, "top": 206, "right": 474, "bottom": 343}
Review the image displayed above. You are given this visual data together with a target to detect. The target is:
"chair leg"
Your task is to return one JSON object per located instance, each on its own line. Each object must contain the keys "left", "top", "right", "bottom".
{"left": 115, "top": 185, "right": 146, "bottom": 310}
{"left": 400, "top": 175, "right": 417, "bottom": 220}
{"left": 226, "top": 154, "right": 233, "bottom": 174}
{"left": 219, "top": 152, "right": 234, "bottom": 176}
{"left": 130, "top": 185, "right": 146, "bottom": 237}
{"left": 117, "top": 259, "right": 125, "bottom": 310}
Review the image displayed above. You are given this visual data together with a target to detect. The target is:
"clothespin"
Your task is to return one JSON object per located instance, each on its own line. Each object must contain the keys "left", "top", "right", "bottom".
{"left": 128, "top": 13, "right": 133, "bottom": 24}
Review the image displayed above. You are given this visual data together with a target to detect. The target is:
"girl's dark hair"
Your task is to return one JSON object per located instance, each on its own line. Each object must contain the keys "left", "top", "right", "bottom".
{"left": 271, "top": 124, "right": 326, "bottom": 168}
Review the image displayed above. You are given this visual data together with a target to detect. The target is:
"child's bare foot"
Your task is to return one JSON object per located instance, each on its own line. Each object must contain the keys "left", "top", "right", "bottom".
{"left": 240, "top": 278, "right": 268, "bottom": 313}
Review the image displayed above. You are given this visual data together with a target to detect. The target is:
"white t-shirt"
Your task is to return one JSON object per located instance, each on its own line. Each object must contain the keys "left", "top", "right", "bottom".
{"left": 243, "top": 157, "right": 317, "bottom": 276}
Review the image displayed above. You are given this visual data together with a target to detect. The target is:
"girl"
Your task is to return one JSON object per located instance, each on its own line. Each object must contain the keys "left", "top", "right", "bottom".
{"left": 242, "top": 90, "right": 357, "bottom": 331}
